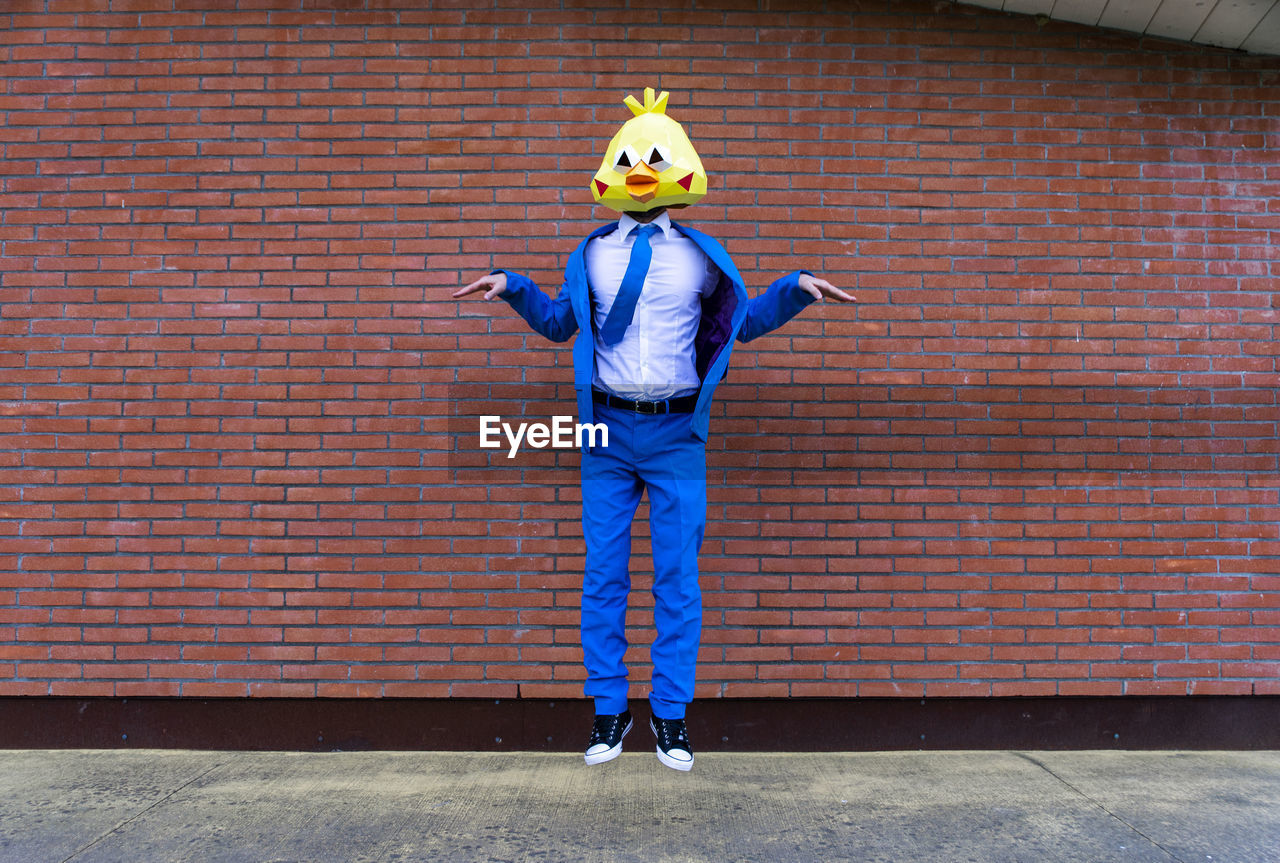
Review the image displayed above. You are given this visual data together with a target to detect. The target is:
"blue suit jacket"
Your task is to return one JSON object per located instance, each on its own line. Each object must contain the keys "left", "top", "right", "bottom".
{"left": 496, "top": 221, "right": 817, "bottom": 446}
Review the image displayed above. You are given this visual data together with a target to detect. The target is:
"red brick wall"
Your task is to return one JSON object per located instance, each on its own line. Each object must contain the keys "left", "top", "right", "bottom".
{"left": 2, "top": 0, "right": 1278, "bottom": 701}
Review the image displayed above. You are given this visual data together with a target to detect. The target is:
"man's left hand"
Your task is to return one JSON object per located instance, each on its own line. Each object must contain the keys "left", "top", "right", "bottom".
{"left": 799, "top": 274, "right": 855, "bottom": 303}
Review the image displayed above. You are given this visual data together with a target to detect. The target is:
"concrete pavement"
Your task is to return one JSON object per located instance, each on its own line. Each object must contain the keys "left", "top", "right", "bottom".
{"left": 1, "top": 749, "right": 1277, "bottom": 862}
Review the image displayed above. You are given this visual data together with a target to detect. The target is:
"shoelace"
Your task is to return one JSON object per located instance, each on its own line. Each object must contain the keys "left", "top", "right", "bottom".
{"left": 654, "top": 719, "right": 690, "bottom": 751}
{"left": 589, "top": 714, "right": 627, "bottom": 746}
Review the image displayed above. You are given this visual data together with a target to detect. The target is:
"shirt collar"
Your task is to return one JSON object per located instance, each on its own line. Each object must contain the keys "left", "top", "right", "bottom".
{"left": 618, "top": 210, "right": 672, "bottom": 241}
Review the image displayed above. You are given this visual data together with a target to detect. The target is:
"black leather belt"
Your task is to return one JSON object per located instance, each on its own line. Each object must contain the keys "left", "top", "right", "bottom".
{"left": 592, "top": 388, "right": 697, "bottom": 415}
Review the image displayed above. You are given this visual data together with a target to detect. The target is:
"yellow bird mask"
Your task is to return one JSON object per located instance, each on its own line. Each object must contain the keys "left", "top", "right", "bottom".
{"left": 591, "top": 88, "right": 707, "bottom": 213}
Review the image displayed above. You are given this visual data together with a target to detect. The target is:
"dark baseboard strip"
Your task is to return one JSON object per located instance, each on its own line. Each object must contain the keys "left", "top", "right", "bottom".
{"left": 1, "top": 696, "right": 1276, "bottom": 751}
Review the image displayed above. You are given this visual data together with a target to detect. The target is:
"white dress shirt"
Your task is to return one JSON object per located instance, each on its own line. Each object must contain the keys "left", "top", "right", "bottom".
{"left": 586, "top": 211, "right": 720, "bottom": 401}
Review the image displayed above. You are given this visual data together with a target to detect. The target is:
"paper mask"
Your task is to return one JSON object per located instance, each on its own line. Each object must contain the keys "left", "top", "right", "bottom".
{"left": 591, "top": 88, "right": 707, "bottom": 213}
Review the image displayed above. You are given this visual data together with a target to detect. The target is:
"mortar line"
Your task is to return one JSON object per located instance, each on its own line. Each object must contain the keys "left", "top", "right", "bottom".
{"left": 1011, "top": 751, "right": 1187, "bottom": 863}
{"left": 58, "top": 755, "right": 235, "bottom": 863}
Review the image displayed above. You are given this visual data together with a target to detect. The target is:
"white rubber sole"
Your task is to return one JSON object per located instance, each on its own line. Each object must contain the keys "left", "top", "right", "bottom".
{"left": 584, "top": 717, "right": 632, "bottom": 765}
{"left": 655, "top": 746, "right": 693, "bottom": 771}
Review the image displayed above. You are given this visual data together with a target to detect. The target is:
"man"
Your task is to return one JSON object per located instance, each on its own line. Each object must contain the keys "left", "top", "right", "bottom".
{"left": 455, "top": 88, "right": 853, "bottom": 770}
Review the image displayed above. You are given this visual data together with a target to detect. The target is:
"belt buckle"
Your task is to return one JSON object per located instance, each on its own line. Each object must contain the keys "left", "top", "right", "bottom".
{"left": 637, "top": 399, "right": 663, "bottom": 415}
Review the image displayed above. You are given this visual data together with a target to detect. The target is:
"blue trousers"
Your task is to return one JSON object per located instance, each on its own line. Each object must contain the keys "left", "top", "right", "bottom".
{"left": 580, "top": 402, "right": 707, "bottom": 720}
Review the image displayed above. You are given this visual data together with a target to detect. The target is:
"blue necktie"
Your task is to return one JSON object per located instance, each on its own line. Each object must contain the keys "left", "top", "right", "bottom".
{"left": 600, "top": 224, "right": 659, "bottom": 346}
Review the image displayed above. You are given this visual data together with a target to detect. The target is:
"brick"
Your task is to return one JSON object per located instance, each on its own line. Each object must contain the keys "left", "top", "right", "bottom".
{"left": 0, "top": 3, "right": 1276, "bottom": 703}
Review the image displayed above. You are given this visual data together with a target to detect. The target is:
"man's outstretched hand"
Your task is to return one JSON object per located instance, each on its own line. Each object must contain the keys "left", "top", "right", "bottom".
{"left": 799, "top": 274, "right": 855, "bottom": 303}
{"left": 453, "top": 272, "right": 508, "bottom": 300}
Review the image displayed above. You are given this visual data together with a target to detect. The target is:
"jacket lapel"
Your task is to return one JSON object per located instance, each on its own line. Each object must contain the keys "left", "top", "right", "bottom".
{"left": 569, "top": 223, "right": 619, "bottom": 334}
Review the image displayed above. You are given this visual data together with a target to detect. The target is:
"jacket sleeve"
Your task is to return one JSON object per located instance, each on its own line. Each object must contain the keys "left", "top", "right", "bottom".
{"left": 494, "top": 268, "right": 579, "bottom": 344}
{"left": 737, "top": 270, "right": 818, "bottom": 343}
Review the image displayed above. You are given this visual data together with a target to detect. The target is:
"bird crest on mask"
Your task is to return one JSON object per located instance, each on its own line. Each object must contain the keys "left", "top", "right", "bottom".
{"left": 591, "top": 87, "right": 707, "bottom": 213}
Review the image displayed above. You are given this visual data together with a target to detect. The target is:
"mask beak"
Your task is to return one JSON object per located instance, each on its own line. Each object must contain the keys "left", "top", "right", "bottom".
{"left": 624, "top": 162, "right": 661, "bottom": 203}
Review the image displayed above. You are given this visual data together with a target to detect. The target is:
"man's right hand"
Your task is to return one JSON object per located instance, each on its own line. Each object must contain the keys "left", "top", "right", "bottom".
{"left": 453, "top": 272, "right": 508, "bottom": 300}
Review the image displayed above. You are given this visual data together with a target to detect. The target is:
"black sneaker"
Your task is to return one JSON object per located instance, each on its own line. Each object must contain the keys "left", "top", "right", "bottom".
{"left": 585, "top": 710, "right": 632, "bottom": 765}
{"left": 650, "top": 716, "right": 694, "bottom": 771}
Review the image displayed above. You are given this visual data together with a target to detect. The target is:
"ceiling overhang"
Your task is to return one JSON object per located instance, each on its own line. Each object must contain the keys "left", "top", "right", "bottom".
{"left": 957, "top": 0, "right": 1280, "bottom": 55}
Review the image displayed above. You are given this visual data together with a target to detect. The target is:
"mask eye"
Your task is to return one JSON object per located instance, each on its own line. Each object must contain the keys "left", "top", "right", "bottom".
{"left": 646, "top": 145, "right": 671, "bottom": 172}
{"left": 614, "top": 147, "right": 638, "bottom": 172}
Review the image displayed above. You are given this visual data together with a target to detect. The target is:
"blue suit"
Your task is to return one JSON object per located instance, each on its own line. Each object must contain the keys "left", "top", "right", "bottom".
{"left": 497, "top": 221, "right": 816, "bottom": 718}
